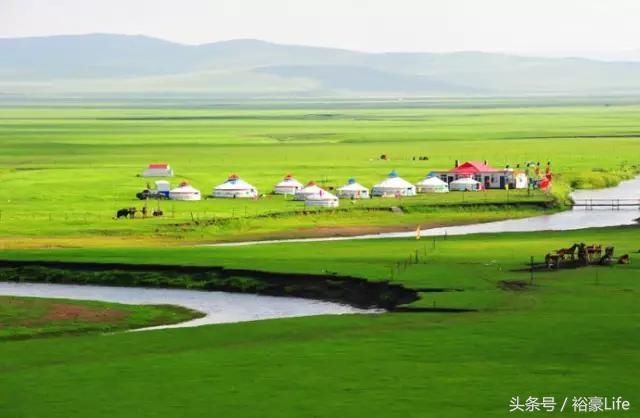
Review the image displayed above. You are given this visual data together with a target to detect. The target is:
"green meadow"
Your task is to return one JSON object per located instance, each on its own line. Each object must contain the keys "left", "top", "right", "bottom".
{"left": 1, "top": 227, "right": 639, "bottom": 417}
{"left": 1, "top": 102, "right": 640, "bottom": 417}
{"left": 1, "top": 105, "right": 638, "bottom": 247}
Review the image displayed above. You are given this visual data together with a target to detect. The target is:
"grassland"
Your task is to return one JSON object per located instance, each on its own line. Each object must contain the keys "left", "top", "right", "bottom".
{"left": 1, "top": 226, "right": 638, "bottom": 417}
{"left": 1, "top": 105, "right": 639, "bottom": 248}
{"left": 0, "top": 295, "right": 203, "bottom": 339}
{"left": 1, "top": 102, "right": 639, "bottom": 416}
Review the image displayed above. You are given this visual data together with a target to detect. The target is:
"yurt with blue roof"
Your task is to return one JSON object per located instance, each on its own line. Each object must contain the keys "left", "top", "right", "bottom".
{"left": 371, "top": 170, "right": 416, "bottom": 197}
{"left": 212, "top": 174, "right": 258, "bottom": 198}
{"left": 337, "top": 178, "right": 370, "bottom": 199}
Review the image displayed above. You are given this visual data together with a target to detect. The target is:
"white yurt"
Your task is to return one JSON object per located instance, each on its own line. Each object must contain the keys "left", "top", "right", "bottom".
{"left": 416, "top": 176, "right": 449, "bottom": 193}
{"left": 371, "top": 170, "right": 416, "bottom": 197}
{"left": 169, "top": 181, "right": 201, "bottom": 201}
{"left": 294, "top": 181, "right": 325, "bottom": 201}
{"left": 304, "top": 190, "right": 339, "bottom": 208}
{"left": 337, "top": 178, "right": 370, "bottom": 199}
{"left": 142, "top": 163, "right": 173, "bottom": 177}
{"left": 274, "top": 174, "right": 304, "bottom": 195}
{"left": 212, "top": 174, "right": 258, "bottom": 198}
{"left": 450, "top": 177, "right": 482, "bottom": 191}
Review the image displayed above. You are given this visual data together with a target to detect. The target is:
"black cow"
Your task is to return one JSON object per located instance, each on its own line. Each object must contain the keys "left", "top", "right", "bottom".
{"left": 116, "top": 208, "right": 129, "bottom": 219}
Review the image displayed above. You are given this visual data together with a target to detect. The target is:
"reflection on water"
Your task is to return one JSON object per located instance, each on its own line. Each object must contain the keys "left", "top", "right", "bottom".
{"left": 212, "top": 176, "right": 640, "bottom": 246}
{"left": 0, "top": 282, "right": 370, "bottom": 330}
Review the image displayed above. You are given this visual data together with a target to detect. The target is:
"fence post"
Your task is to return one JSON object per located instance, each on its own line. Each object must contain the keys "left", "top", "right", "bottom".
{"left": 530, "top": 256, "right": 534, "bottom": 284}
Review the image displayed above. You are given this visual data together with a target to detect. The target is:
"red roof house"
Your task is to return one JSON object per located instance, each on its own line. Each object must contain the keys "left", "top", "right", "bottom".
{"left": 449, "top": 161, "right": 499, "bottom": 175}
{"left": 142, "top": 163, "right": 174, "bottom": 177}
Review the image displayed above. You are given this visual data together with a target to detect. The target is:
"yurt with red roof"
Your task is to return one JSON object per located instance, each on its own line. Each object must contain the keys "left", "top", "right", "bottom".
{"left": 274, "top": 174, "right": 304, "bottom": 195}
{"left": 142, "top": 163, "right": 174, "bottom": 177}
{"left": 212, "top": 174, "right": 258, "bottom": 198}
{"left": 294, "top": 181, "right": 325, "bottom": 201}
{"left": 169, "top": 181, "right": 201, "bottom": 201}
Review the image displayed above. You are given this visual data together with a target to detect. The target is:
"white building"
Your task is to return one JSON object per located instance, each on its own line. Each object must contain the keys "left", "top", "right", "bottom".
{"left": 337, "top": 178, "right": 370, "bottom": 199}
{"left": 304, "top": 190, "right": 339, "bottom": 208}
{"left": 155, "top": 180, "right": 171, "bottom": 197}
{"left": 274, "top": 174, "right": 304, "bottom": 195}
{"left": 142, "top": 163, "right": 174, "bottom": 177}
{"left": 416, "top": 176, "right": 449, "bottom": 193}
{"left": 371, "top": 170, "right": 416, "bottom": 197}
{"left": 294, "top": 181, "right": 325, "bottom": 201}
{"left": 169, "top": 181, "right": 201, "bottom": 201}
{"left": 429, "top": 161, "right": 529, "bottom": 190}
{"left": 212, "top": 174, "right": 258, "bottom": 198}
{"left": 449, "top": 177, "right": 481, "bottom": 191}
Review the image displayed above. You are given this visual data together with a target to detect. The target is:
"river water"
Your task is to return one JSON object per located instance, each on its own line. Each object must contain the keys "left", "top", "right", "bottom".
{"left": 0, "top": 282, "right": 369, "bottom": 330}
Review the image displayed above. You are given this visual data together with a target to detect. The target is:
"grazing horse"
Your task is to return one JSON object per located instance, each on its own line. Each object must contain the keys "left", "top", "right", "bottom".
{"left": 586, "top": 244, "right": 602, "bottom": 259}
{"left": 577, "top": 243, "right": 590, "bottom": 265}
{"left": 556, "top": 243, "right": 578, "bottom": 261}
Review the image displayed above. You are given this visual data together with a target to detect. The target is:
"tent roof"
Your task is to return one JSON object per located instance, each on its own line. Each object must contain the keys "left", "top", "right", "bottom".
{"left": 170, "top": 184, "right": 200, "bottom": 193}
{"left": 297, "top": 184, "right": 325, "bottom": 194}
{"left": 416, "top": 176, "right": 447, "bottom": 186}
{"left": 214, "top": 177, "right": 256, "bottom": 191}
{"left": 338, "top": 181, "right": 368, "bottom": 192}
{"left": 148, "top": 163, "right": 170, "bottom": 169}
{"left": 450, "top": 161, "right": 498, "bottom": 174}
{"left": 373, "top": 176, "right": 414, "bottom": 189}
{"left": 276, "top": 178, "right": 304, "bottom": 187}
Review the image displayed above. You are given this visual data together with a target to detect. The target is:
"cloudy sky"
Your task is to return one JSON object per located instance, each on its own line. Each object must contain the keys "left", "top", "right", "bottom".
{"left": 1, "top": 0, "right": 639, "bottom": 54}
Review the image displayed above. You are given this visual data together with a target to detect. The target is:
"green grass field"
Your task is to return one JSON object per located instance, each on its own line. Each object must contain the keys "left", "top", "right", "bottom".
{"left": 1, "top": 227, "right": 638, "bottom": 417}
{"left": 1, "top": 105, "right": 638, "bottom": 247}
{"left": 0, "top": 295, "right": 202, "bottom": 339}
{"left": 1, "top": 102, "right": 640, "bottom": 417}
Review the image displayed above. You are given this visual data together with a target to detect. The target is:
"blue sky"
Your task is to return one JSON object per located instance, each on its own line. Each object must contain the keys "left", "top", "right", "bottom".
{"left": 1, "top": 0, "right": 639, "bottom": 54}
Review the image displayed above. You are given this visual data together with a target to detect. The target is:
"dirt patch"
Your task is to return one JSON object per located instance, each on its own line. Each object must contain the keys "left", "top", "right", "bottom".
{"left": 21, "top": 303, "right": 127, "bottom": 326}
{"left": 497, "top": 280, "right": 531, "bottom": 291}
{"left": 46, "top": 304, "right": 127, "bottom": 322}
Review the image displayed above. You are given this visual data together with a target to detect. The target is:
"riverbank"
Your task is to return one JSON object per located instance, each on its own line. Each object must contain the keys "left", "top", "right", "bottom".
{"left": 0, "top": 294, "right": 203, "bottom": 340}
{"left": 0, "top": 260, "right": 418, "bottom": 309}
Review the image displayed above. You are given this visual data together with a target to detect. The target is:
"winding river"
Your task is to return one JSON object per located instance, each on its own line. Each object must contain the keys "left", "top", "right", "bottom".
{"left": 0, "top": 282, "right": 369, "bottom": 330}
{"left": 1, "top": 176, "right": 638, "bottom": 330}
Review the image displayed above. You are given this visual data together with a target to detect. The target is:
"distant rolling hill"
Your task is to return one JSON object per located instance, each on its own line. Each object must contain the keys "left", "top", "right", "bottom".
{"left": 1, "top": 33, "right": 640, "bottom": 97}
